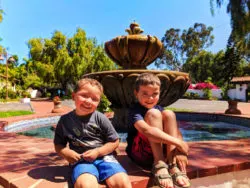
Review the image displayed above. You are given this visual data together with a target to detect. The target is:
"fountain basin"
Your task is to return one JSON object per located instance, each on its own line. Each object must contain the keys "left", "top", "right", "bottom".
{"left": 84, "top": 69, "right": 190, "bottom": 108}
{"left": 84, "top": 70, "right": 190, "bottom": 130}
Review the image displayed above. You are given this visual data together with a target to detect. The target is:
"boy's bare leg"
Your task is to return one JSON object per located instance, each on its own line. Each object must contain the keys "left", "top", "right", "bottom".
{"left": 106, "top": 172, "right": 132, "bottom": 188}
{"left": 74, "top": 173, "right": 99, "bottom": 188}
{"left": 162, "top": 110, "right": 179, "bottom": 161}
{"left": 145, "top": 109, "right": 173, "bottom": 188}
{"left": 162, "top": 109, "right": 190, "bottom": 187}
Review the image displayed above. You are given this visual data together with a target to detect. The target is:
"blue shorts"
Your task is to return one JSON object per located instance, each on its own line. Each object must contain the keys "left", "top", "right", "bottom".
{"left": 71, "top": 155, "right": 127, "bottom": 184}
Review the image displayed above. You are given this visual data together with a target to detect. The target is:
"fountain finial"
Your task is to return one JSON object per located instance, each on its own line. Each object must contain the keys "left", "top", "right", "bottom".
{"left": 125, "top": 22, "right": 144, "bottom": 35}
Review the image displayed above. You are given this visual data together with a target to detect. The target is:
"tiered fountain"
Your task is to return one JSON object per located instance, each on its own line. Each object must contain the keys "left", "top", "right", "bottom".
{"left": 84, "top": 23, "right": 190, "bottom": 130}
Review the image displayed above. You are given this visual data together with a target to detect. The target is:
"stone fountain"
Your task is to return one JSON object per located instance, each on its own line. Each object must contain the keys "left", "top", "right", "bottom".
{"left": 84, "top": 23, "right": 190, "bottom": 131}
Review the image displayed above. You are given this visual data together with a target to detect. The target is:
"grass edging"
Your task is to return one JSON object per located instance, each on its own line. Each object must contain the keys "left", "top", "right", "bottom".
{"left": 0, "top": 111, "right": 34, "bottom": 118}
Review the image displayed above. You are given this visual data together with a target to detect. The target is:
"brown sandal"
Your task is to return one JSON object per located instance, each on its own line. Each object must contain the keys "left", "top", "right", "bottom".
{"left": 169, "top": 163, "right": 191, "bottom": 188}
{"left": 151, "top": 160, "right": 173, "bottom": 188}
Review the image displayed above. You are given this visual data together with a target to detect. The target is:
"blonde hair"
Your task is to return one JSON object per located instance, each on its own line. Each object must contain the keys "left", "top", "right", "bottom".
{"left": 74, "top": 78, "right": 103, "bottom": 94}
{"left": 135, "top": 73, "right": 161, "bottom": 91}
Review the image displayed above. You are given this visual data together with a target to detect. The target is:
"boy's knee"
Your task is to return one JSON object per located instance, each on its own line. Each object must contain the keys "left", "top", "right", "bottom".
{"left": 107, "top": 173, "right": 131, "bottom": 188}
{"left": 75, "top": 180, "right": 96, "bottom": 188}
{"left": 74, "top": 174, "right": 98, "bottom": 188}
{"left": 145, "top": 108, "right": 162, "bottom": 119}
{"left": 162, "top": 109, "right": 176, "bottom": 119}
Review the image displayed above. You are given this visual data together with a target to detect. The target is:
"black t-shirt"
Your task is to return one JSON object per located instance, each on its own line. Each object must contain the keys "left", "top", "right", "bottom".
{"left": 54, "top": 110, "right": 119, "bottom": 154}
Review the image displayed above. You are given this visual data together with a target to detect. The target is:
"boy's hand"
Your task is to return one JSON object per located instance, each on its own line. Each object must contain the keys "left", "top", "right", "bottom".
{"left": 82, "top": 149, "right": 100, "bottom": 162}
{"left": 177, "top": 140, "right": 189, "bottom": 156}
{"left": 174, "top": 149, "right": 188, "bottom": 172}
{"left": 64, "top": 150, "right": 82, "bottom": 164}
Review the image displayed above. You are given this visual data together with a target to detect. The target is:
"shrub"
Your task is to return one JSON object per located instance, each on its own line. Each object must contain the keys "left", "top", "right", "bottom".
{"left": 0, "top": 88, "right": 17, "bottom": 99}
{"left": 183, "top": 92, "right": 200, "bottom": 99}
{"left": 183, "top": 92, "right": 191, "bottom": 98}
{"left": 188, "top": 84, "right": 194, "bottom": 89}
{"left": 98, "top": 94, "right": 111, "bottom": 113}
{"left": 190, "top": 92, "right": 200, "bottom": 99}
{"left": 45, "top": 92, "right": 51, "bottom": 98}
{"left": 22, "top": 91, "right": 31, "bottom": 98}
{"left": 8, "top": 89, "right": 17, "bottom": 99}
{"left": 203, "top": 88, "right": 213, "bottom": 99}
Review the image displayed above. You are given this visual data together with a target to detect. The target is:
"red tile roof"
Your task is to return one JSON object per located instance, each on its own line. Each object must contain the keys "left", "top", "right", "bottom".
{"left": 231, "top": 76, "right": 250, "bottom": 83}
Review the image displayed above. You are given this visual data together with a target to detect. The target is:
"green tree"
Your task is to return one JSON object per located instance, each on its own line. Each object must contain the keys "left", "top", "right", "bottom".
{"left": 183, "top": 51, "right": 216, "bottom": 83}
{"left": 157, "top": 23, "right": 214, "bottom": 70}
{"left": 0, "top": 9, "right": 4, "bottom": 55}
{"left": 182, "top": 50, "right": 225, "bottom": 86}
{"left": 0, "top": 9, "right": 3, "bottom": 23}
{"left": 211, "top": 50, "right": 227, "bottom": 86}
{"left": 243, "top": 62, "right": 250, "bottom": 75}
{"left": 26, "top": 28, "right": 116, "bottom": 91}
{"left": 14, "top": 63, "right": 29, "bottom": 88}
{"left": 211, "top": 0, "right": 250, "bottom": 60}
{"left": 23, "top": 73, "right": 43, "bottom": 89}
{"left": 220, "top": 34, "right": 244, "bottom": 88}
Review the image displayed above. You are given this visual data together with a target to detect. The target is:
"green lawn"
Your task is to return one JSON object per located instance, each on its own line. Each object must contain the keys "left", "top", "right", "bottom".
{"left": 0, "top": 111, "right": 33, "bottom": 118}
{"left": 165, "top": 107, "right": 193, "bottom": 112}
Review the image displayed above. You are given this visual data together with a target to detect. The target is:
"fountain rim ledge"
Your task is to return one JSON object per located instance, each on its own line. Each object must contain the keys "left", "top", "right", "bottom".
{"left": 84, "top": 69, "right": 189, "bottom": 77}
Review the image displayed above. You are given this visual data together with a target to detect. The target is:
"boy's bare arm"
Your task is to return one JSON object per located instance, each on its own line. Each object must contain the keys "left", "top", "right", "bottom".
{"left": 54, "top": 144, "right": 81, "bottom": 164}
{"left": 82, "top": 139, "right": 119, "bottom": 162}
{"left": 97, "top": 138, "right": 119, "bottom": 157}
{"left": 134, "top": 120, "right": 189, "bottom": 155}
{"left": 177, "top": 128, "right": 183, "bottom": 140}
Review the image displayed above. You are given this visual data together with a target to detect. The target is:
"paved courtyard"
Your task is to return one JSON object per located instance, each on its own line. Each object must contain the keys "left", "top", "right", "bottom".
{"left": 1, "top": 98, "right": 249, "bottom": 116}
{"left": 169, "top": 99, "right": 250, "bottom": 116}
{"left": 0, "top": 99, "right": 249, "bottom": 187}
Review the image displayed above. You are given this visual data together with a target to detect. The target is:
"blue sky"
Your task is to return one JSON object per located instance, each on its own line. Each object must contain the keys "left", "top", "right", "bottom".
{"left": 0, "top": 0, "right": 231, "bottom": 64}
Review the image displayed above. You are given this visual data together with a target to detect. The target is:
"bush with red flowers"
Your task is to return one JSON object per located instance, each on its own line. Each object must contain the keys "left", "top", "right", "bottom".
{"left": 193, "top": 82, "right": 219, "bottom": 89}
{"left": 188, "top": 84, "right": 195, "bottom": 89}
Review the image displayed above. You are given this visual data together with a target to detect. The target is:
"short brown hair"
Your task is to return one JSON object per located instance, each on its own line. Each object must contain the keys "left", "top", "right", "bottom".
{"left": 135, "top": 73, "right": 161, "bottom": 91}
{"left": 74, "top": 78, "right": 103, "bottom": 94}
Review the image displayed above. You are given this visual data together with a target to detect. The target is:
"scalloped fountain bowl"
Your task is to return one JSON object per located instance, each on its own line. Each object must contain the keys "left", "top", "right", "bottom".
{"left": 104, "top": 34, "right": 163, "bottom": 69}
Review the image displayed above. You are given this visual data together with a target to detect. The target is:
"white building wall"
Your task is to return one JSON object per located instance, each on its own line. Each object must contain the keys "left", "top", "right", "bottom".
{"left": 227, "top": 84, "right": 247, "bottom": 101}
{"left": 235, "top": 84, "right": 247, "bottom": 100}
{"left": 186, "top": 85, "right": 247, "bottom": 101}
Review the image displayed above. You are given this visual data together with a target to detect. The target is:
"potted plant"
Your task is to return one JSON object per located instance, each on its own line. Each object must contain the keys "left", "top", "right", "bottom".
{"left": 53, "top": 96, "right": 61, "bottom": 108}
{"left": 51, "top": 96, "right": 64, "bottom": 113}
{"left": 52, "top": 96, "right": 64, "bottom": 113}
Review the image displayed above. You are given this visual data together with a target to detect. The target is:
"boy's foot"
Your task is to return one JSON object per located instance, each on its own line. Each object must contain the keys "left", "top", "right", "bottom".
{"left": 152, "top": 160, "right": 174, "bottom": 188}
{"left": 169, "top": 163, "right": 191, "bottom": 188}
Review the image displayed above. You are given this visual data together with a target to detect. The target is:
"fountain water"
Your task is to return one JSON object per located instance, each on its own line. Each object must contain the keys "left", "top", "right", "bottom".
{"left": 84, "top": 23, "right": 191, "bottom": 130}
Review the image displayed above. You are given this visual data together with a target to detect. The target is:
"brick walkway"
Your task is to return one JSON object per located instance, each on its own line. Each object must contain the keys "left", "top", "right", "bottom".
{"left": 0, "top": 99, "right": 250, "bottom": 187}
